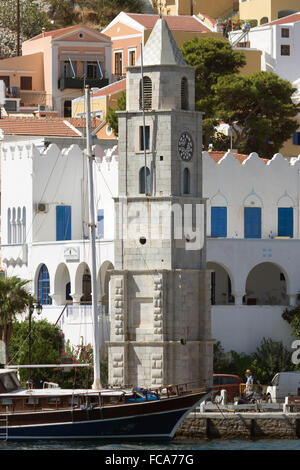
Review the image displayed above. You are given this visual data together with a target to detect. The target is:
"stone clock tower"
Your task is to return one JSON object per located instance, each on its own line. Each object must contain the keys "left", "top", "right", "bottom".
{"left": 108, "top": 18, "right": 213, "bottom": 389}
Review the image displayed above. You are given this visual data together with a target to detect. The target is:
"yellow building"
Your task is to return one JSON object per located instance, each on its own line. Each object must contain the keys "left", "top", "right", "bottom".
{"left": 152, "top": 0, "right": 239, "bottom": 19}
{"left": 239, "top": 0, "right": 300, "bottom": 25}
{"left": 238, "top": 48, "right": 262, "bottom": 75}
{"left": 72, "top": 79, "right": 126, "bottom": 140}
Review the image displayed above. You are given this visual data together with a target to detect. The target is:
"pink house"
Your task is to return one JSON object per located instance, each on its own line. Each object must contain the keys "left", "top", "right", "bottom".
{"left": 0, "top": 24, "right": 112, "bottom": 117}
{"left": 102, "top": 12, "right": 219, "bottom": 79}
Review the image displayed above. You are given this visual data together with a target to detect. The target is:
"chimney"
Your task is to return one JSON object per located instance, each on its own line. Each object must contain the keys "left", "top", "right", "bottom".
{"left": 42, "top": 27, "right": 46, "bottom": 37}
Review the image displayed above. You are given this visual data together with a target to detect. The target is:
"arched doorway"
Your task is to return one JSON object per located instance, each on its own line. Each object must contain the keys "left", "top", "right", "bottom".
{"left": 260, "top": 17, "right": 269, "bottom": 24}
{"left": 81, "top": 270, "right": 92, "bottom": 303}
{"left": 98, "top": 261, "right": 114, "bottom": 313}
{"left": 53, "top": 263, "right": 71, "bottom": 305}
{"left": 245, "top": 262, "right": 288, "bottom": 305}
{"left": 63, "top": 100, "right": 72, "bottom": 117}
{"left": 207, "top": 262, "right": 234, "bottom": 305}
{"left": 74, "top": 262, "right": 92, "bottom": 303}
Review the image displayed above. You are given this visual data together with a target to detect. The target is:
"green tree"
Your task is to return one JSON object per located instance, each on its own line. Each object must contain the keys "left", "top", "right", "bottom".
{"left": 0, "top": 0, "right": 52, "bottom": 39}
{"left": 10, "top": 320, "right": 108, "bottom": 389}
{"left": 180, "top": 36, "right": 246, "bottom": 147}
{"left": 282, "top": 298, "right": 300, "bottom": 340}
{"left": 46, "top": 0, "right": 79, "bottom": 28}
{"left": 251, "top": 338, "right": 294, "bottom": 384}
{"left": 0, "top": 276, "right": 35, "bottom": 364}
{"left": 9, "top": 319, "right": 63, "bottom": 385}
{"left": 212, "top": 71, "right": 299, "bottom": 158}
{"left": 213, "top": 338, "right": 294, "bottom": 385}
{"left": 213, "top": 341, "right": 231, "bottom": 373}
{"left": 106, "top": 90, "right": 126, "bottom": 137}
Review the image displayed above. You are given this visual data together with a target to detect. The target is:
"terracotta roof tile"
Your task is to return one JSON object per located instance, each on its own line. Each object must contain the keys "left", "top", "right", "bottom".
{"left": 42, "top": 117, "right": 103, "bottom": 128}
{"left": 266, "top": 13, "right": 300, "bottom": 26}
{"left": 0, "top": 118, "right": 82, "bottom": 137}
{"left": 29, "top": 24, "right": 109, "bottom": 42}
{"left": 208, "top": 151, "right": 268, "bottom": 164}
{"left": 91, "top": 79, "right": 126, "bottom": 98}
{"left": 127, "top": 13, "right": 211, "bottom": 32}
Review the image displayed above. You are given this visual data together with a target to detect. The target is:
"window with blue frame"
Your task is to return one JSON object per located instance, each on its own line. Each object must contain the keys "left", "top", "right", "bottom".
{"left": 56, "top": 206, "right": 71, "bottom": 241}
{"left": 83, "top": 61, "right": 103, "bottom": 79}
{"left": 97, "top": 209, "right": 104, "bottom": 238}
{"left": 293, "top": 132, "right": 300, "bottom": 145}
{"left": 37, "top": 264, "right": 52, "bottom": 305}
{"left": 139, "top": 167, "right": 151, "bottom": 194}
{"left": 211, "top": 207, "right": 227, "bottom": 237}
{"left": 61, "top": 60, "right": 76, "bottom": 78}
{"left": 278, "top": 207, "right": 293, "bottom": 237}
{"left": 244, "top": 207, "right": 261, "bottom": 238}
{"left": 140, "top": 125, "right": 150, "bottom": 151}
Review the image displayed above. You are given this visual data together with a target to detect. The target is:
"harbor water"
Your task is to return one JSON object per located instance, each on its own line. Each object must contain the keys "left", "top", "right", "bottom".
{"left": 1, "top": 438, "right": 300, "bottom": 450}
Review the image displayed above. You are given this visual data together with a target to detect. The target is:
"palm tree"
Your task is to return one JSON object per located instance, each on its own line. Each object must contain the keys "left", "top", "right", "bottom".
{"left": 0, "top": 276, "right": 35, "bottom": 365}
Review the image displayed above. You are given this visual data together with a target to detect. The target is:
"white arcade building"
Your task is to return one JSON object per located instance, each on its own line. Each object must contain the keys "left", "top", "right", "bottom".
{"left": 1, "top": 134, "right": 300, "bottom": 356}
{"left": 0, "top": 137, "right": 117, "bottom": 350}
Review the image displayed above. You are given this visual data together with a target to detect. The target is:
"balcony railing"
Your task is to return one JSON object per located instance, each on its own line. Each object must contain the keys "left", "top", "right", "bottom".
{"left": 4, "top": 90, "right": 51, "bottom": 108}
{"left": 20, "top": 91, "right": 51, "bottom": 107}
{"left": 58, "top": 77, "right": 109, "bottom": 90}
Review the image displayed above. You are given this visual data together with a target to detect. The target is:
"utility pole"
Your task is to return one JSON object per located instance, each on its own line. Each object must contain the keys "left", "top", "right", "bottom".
{"left": 17, "top": 0, "right": 20, "bottom": 56}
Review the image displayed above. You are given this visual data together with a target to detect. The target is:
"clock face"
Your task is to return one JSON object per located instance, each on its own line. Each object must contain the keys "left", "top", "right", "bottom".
{"left": 178, "top": 132, "right": 193, "bottom": 161}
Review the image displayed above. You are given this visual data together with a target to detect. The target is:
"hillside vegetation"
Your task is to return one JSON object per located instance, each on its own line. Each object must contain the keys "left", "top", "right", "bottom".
{"left": 0, "top": 0, "right": 145, "bottom": 57}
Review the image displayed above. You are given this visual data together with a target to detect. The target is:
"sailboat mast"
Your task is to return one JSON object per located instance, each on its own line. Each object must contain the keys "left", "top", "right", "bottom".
{"left": 85, "top": 85, "right": 101, "bottom": 389}
{"left": 140, "top": 42, "right": 148, "bottom": 195}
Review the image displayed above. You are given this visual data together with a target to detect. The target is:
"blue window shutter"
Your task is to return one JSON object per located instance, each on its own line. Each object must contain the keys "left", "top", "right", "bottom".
{"left": 211, "top": 207, "right": 227, "bottom": 237}
{"left": 278, "top": 207, "right": 293, "bottom": 237}
{"left": 293, "top": 133, "right": 298, "bottom": 145}
{"left": 56, "top": 206, "right": 71, "bottom": 241}
{"left": 293, "top": 132, "right": 300, "bottom": 145}
{"left": 97, "top": 209, "right": 104, "bottom": 237}
{"left": 244, "top": 207, "right": 261, "bottom": 238}
{"left": 60, "top": 61, "right": 65, "bottom": 78}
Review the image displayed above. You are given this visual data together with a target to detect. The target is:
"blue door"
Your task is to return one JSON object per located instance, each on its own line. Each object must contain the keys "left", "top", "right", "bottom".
{"left": 244, "top": 207, "right": 261, "bottom": 238}
{"left": 56, "top": 205, "right": 71, "bottom": 241}
{"left": 211, "top": 207, "right": 227, "bottom": 237}
{"left": 278, "top": 207, "right": 293, "bottom": 237}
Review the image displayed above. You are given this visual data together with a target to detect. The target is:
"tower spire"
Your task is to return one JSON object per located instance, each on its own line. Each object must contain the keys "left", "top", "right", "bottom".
{"left": 136, "top": 17, "right": 186, "bottom": 67}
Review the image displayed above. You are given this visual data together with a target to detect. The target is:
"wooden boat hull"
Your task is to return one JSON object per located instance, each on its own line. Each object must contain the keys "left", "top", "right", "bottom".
{"left": 0, "top": 391, "right": 209, "bottom": 440}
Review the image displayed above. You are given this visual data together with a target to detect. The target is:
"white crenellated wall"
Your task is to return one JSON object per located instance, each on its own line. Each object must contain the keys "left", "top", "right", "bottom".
{"left": 0, "top": 140, "right": 118, "bottom": 348}
{"left": 2, "top": 141, "right": 300, "bottom": 353}
{"left": 203, "top": 151, "right": 300, "bottom": 240}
